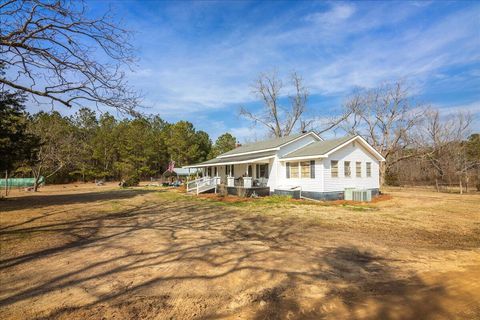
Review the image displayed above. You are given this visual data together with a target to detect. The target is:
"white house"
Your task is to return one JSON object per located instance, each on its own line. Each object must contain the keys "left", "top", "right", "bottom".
{"left": 184, "top": 131, "right": 385, "bottom": 200}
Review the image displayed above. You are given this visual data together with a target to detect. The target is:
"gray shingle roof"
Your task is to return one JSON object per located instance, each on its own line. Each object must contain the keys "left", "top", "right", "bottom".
{"left": 219, "top": 132, "right": 306, "bottom": 157}
{"left": 281, "top": 135, "right": 355, "bottom": 159}
{"left": 187, "top": 150, "right": 277, "bottom": 167}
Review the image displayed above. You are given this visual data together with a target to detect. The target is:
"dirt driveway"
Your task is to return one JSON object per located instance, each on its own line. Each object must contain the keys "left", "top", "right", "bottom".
{"left": 1, "top": 185, "right": 479, "bottom": 319}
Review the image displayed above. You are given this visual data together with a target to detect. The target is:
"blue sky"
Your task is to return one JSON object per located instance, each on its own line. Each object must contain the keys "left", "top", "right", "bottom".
{"left": 46, "top": 1, "right": 480, "bottom": 141}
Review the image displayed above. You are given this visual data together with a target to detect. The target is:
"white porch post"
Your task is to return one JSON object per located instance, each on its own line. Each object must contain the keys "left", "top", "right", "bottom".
{"left": 243, "top": 176, "right": 252, "bottom": 188}
{"left": 244, "top": 163, "right": 252, "bottom": 188}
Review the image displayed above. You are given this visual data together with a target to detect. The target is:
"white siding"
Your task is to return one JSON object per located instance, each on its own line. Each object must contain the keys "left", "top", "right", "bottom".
{"left": 323, "top": 141, "right": 380, "bottom": 192}
{"left": 268, "top": 134, "right": 318, "bottom": 191}
{"left": 275, "top": 159, "right": 324, "bottom": 192}
{"left": 266, "top": 158, "right": 277, "bottom": 189}
{"left": 277, "top": 135, "right": 317, "bottom": 157}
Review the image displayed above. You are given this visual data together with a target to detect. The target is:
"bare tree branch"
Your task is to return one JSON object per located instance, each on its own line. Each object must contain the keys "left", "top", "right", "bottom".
{"left": 0, "top": 0, "right": 140, "bottom": 114}
{"left": 239, "top": 71, "right": 310, "bottom": 138}
{"left": 340, "top": 81, "right": 427, "bottom": 185}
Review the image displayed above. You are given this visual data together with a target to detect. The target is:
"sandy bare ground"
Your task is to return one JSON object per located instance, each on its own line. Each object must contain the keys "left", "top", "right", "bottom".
{"left": 0, "top": 184, "right": 479, "bottom": 319}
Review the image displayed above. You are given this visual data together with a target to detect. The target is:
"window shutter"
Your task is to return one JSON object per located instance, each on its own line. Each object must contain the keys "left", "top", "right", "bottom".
{"left": 256, "top": 164, "right": 259, "bottom": 178}
{"left": 231, "top": 165, "right": 234, "bottom": 176}
{"left": 225, "top": 165, "right": 227, "bottom": 175}
{"left": 310, "top": 160, "right": 315, "bottom": 178}
{"left": 286, "top": 162, "right": 290, "bottom": 178}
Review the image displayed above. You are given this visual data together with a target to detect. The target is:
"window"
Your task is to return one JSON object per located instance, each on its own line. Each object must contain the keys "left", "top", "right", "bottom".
{"left": 366, "top": 162, "right": 372, "bottom": 177}
{"left": 356, "top": 162, "right": 361, "bottom": 177}
{"left": 310, "top": 160, "right": 315, "bottom": 179}
{"left": 227, "top": 165, "right": 234, "bottom": 177}
{"left": 247, "top": 165, "right": 252, "bottom": 177}
{"left": 214, "top": 167, "right": 217, "bottom": 176}
{"left": 344, "top": 161, "right": 351, "bottom": 177}
{"left": 289, "top": 162, "right": 299, "bottom": 178}
{"left": 331, "top": 160, "right": 338, "bottom": 177}
{"left": 257, "top": 164, "right": 269, "bottom": 178}
{"left": 300, "top": 161, "right": 310, "bottom": 178}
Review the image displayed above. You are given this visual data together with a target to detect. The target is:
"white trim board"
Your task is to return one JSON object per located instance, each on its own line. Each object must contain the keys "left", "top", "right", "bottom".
{"left": 183, "top": 155, "right": 275, "bottom": 168}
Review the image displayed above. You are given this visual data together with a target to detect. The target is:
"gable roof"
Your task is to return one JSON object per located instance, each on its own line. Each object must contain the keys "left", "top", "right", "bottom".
{"left": 218, "top": 131, "right": 321, "bottom": 158}
{"left": 281, "top": 135, "right": 385, "bottom": 161}
{"left": 281, "top": 136, "right": 354, "bottom": 159}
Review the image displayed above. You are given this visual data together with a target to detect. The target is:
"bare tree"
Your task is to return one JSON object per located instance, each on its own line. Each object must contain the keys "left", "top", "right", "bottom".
{"left": 26, "top": 111, "right": 77, "bottom": 191}
{"left": 342, "top": 81, "right": 425, "bottom": 185}
{"left": 0, "top": 0, "right": 140, "bottom": 114}
{"left": 241, "top": 70, "right": 355, "bottom": 138}
{"left": 421, "top": 109, "right": 475, "bottom": 193}
{"left": 240, "top": 71, "right": 307, "bottom": 137}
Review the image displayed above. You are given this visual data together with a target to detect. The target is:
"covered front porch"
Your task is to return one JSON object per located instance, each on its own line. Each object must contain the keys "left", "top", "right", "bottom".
{"left": 184, "top": 151, "right": 274, "bottom": 196}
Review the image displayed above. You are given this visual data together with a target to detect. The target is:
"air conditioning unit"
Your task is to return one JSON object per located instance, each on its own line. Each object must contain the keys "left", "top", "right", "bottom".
{"left": 345, "top": 188, "right": 372, "bottom": 202}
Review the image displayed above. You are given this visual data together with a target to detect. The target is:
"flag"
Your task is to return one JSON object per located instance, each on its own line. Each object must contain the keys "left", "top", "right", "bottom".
{"left": 168, "top": 160, "right": 175, "bottom": 173}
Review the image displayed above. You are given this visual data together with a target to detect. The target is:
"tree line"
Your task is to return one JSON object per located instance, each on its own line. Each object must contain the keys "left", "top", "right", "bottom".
{"left": 1, "top": 90, "right": 237, "bottom": 191}
{"left": 1, "top": 1, "right": 478, "bottom": 193}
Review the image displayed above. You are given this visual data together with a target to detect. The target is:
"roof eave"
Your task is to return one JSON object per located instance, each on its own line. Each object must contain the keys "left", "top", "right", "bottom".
{"left": 280, "top": 155, "right": 327, "bottom": 161}
{"left": 183, "top": 155, "right": 275, "bottom": 168}
{"left": 217, "top": 147, "right": 279, "bottom": 158}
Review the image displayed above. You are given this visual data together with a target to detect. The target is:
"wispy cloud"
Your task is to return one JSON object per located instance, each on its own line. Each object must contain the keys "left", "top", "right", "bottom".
{"left": 305, "top": 3, "right": 356, "bottom": 25}
{"left": 80, "top": 0, "right": 480, "bottom": 138}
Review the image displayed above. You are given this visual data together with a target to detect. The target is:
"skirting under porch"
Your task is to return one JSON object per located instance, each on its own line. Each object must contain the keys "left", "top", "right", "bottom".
{"left": 273, "top": 188, "right": 380, "bottom": 201}
{"left": 217, "top": 184, "right": 270, "bottom": 197}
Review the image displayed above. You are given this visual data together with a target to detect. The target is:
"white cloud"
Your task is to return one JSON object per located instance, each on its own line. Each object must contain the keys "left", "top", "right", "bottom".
{"left": 123, "top": 1, "right": 480, "bottom": 132}
{"left": 305, "top": 3, "right": 356, "bottom": 25}
{"left": 436, "top": 101, "right": 480, "bottom": 116}
{"left": 307, "top": 6, "right": 480, "bottom": 94}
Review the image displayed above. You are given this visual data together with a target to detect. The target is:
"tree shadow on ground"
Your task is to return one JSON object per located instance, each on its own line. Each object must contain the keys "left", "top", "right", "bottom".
{"left": 0, "top": 188, "right": 158, "bottom": 213}
{"left": 251, "top": 247, "right": 448, "bottom": 320}
{"left": 0, "top": 191, "right": 458, "bottom": 320}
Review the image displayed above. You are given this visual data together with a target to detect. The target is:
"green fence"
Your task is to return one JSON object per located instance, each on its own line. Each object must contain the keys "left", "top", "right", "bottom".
{"left": 0, "top": 177, "right": 45, "bottom": 188}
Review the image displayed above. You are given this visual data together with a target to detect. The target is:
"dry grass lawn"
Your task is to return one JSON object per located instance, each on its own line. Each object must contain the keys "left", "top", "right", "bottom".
{"left": 0, "top": 183, "right": 479, "bottom": 319}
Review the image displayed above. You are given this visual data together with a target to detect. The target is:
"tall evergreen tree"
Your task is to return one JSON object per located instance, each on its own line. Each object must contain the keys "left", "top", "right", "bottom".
{"left": 209, "top": 133, "right": 237, "bottom": 158}
{"left": 0, "top": 90, "right": 40, "bottom": 184}
{"left": 92, "top": 113, "right": 119, "bottom": 178}
{"left": 70, "top": 108, "right": 99, "bottom": 182}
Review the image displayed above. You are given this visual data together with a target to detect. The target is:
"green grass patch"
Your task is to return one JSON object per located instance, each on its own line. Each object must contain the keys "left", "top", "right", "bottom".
{"left": 340, "top": 204, "right": 378, "bottom": 211}
{"left": 154, "top": 190, "right": 378, "bottom": 212}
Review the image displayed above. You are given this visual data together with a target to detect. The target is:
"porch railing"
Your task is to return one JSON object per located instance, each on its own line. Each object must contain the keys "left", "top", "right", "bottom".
{"left": 229, "top": 177, "right": 269, "bottom": 188}
{"left": 186, "top": 176, "right": 220, "bottom": 194}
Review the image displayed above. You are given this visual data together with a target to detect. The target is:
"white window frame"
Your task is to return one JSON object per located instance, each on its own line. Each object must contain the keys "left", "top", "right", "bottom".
{"left": 344, "top": 161, "right": 351, "bottom": 177}
{"left": 300, "top": 161, "right": 311, "bottom": 179}
{"left": 289, "top": 162, "right": 299, "bottom": 179}
{"left": 331, "top": 160, "right": 339, "bottom": 178}
{"left": 356, "top": 161, "right": 361, "bottom": 178}
{"left": 366, "top": 162, "right": 372, "bottom": 177}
